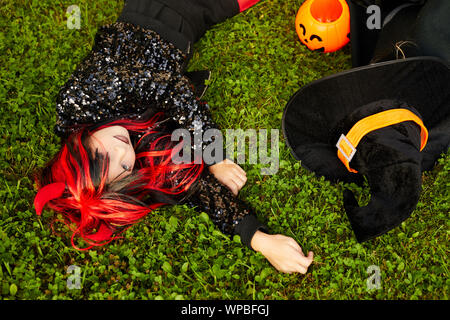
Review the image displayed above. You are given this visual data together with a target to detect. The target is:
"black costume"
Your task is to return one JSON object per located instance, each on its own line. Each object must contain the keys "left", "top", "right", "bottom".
{"left": 53, "top": 0, "right": 267, "bottom": 249}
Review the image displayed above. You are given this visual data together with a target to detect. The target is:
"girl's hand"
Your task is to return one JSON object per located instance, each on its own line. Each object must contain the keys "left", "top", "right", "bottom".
{"left": 251, "top": 231, "right": 314, "bottom": 274}
{"left": 208, "top": 159, "right": 247, "bottom": 195}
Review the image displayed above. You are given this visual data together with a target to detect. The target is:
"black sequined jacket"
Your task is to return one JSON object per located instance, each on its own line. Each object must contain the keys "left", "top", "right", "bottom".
{"left": 54, "top": 22, "right": 267, "bottom": 249}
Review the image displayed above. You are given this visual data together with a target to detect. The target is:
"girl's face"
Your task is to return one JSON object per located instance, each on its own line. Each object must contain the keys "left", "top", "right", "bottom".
{"left": 88, "top": 125, "right": 136, "bottom": 182}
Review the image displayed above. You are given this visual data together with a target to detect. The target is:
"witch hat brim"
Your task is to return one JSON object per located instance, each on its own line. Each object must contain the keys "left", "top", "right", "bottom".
{"left": 282, "top": 57, "right": 450, "bottom": 241}
{"left": 283, "top": 57, "right": 450, "bottom": 182}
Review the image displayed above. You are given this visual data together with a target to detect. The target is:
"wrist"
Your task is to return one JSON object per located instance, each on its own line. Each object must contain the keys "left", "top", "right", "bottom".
{"left": 250, "top": 230, "right": 271, "bottom": 253}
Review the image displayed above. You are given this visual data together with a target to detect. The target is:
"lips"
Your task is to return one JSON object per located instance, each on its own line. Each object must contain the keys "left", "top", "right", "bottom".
{"left": 114, "top": 135, "right": 130, "bottom": 145}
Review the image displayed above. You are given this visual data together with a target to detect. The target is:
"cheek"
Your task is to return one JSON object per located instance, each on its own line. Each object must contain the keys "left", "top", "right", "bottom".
{"left": 124, "top": 145, "right": 136, "bottom": 171}
{"left": 129, "top": 149, "right": 136, "bottom": 166}
{"left": 88, "top": 134, "right": 109, "bottom": 154}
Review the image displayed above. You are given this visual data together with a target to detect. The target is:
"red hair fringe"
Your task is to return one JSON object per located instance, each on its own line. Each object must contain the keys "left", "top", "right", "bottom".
{"left": 35, "top": 112, "right": 203, "bottom": 250}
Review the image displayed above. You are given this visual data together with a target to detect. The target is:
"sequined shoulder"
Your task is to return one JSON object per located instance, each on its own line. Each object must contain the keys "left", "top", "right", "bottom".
{"left": 54, "top": 22, "right": 187, "bottom": 138}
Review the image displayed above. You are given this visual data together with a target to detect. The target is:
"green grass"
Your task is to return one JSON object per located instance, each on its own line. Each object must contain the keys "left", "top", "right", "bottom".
{"left": 0, "top": 0, "right": 448, "bottom": 300}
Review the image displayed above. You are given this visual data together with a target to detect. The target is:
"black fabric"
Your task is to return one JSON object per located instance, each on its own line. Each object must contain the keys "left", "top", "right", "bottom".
{"left": 347, "top": 0, "right": 450, "bottom": 67}
{"left": 184, "top": 170, "right": 268, "bottom": 250}
{"left": 184, "top": 69, "right": 211, "bottom": 99}
{"left": 117, "top": 0, "right": 240, "bottom": 53}
{"left": 342, "top": 159, "right": 421, "bottom": 242}
{"left": 116, "top": 0, "right": 264, "bottom": 248}
{"left": 348, "top": 0, "right": 381, "bottom": 67}
{"left": 234, "top": 215, "right": 268, "bottom": 250}
{"left": 282, "top": 57, "right": 450, "bottom": 242}
{"left": 336, "top": 100, "right": 423, "bottom": 242}
{"left": 348, "top": 0, "right": 416, "bottom": 67}
{"left": 370, "top": 4, "right": 422, "bottom": 63}
{"left": 412, "top": 0, "right": 450, "bottom": 63}
{"left": 282, "top": 57, "right": 450, "bottom": 183}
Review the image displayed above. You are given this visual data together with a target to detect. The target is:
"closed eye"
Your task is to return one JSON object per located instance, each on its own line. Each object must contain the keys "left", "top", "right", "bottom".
{"left": 310, "top": 34, "right": 322, "bottom": 42}
{"left": 299, "top": 24, "right": 306, "bottom": 36}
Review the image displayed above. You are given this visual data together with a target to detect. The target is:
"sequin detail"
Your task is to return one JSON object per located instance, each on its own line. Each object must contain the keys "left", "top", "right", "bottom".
{"left": 53, "top": 21, "right": 260, "bottom": 244}
{"left": 184, "top": 170, "right": 254, "bottom": 236}
{"left": 54, "top": 22, "right": 216, "bottom": 145}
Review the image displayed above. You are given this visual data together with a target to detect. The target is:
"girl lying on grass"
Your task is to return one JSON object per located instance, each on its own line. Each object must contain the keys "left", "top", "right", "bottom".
{"left": 33, "top": 0, "right": 313, "bottom": 274}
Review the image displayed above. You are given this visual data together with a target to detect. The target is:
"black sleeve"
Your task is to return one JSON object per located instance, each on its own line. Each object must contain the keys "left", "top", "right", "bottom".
{"left": 163, "top": 72, "right": 226, "bottom": 167}
{"left": 183, "top": 169, "right": 268, "bottom": 249}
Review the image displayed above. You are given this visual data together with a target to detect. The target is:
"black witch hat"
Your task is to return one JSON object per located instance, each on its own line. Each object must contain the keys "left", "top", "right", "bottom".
{"left": 282, "top": 57, "right": 449, "bottom": 242}
{"left": 282, "top": 0, "right": 450, "bottom": 242}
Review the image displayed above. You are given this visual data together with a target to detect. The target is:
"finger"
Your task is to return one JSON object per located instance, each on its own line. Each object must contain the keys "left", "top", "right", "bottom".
{"left": 224, "top": 178, "right": 239, "bottom": 196}
{"left": 287, "top": 240, "right": 311, "bottom": 259}
{"left": 286, "top": 238, "right": 302, "bottom": 251}
{"left": 230, "top": 169, "right": 247, "bottom": 188}
{"left": 282, "top": 247, "right": 311, "bottom": 274}
{"left": 230, "top": 167, "right": 246, "bottom": 180}
{"left": 225, "top": 159, "right": 246, "bottom": 175}
{"left": 304, "top": 251, "right": 314, "bottom": 265}
{"left": 232, "top": 163, "right": 247, "bottom": 176}
{"left": 285, "top": 238, "right": 314, "bottom": 265}
{"left": 297, "top": 265, "right": 308, "bottom": 274}
{"left": 231, "top": 165, "right": 247, "bottom": 179}
{"left": 222, "top": 169, "right": 245, "bottom": 189}
{"left": 277, "top": 262, "right": 303, "bottom": 274}
{"left": 292, "top": 249, "right": 313, "bottom": 268}
{"left": 223, "top": 158, "right": 237, "bottom": 167}
{"left": 302, "top": 253, "right": 314, "bottom": 267}
{"left": 291, "top": 263, "right": 307, "bottom": 274}
{"left": 291, "top": 253, "right": 312, "bottom": 274}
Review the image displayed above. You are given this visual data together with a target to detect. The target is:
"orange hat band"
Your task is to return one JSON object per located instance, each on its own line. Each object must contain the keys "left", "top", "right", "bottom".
{"left": 336, "top": 108, "right": 429, "bottom": 173}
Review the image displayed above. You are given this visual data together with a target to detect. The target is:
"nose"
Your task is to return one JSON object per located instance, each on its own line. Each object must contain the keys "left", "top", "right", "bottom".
{"left": 114, "top": 144, "right": 127, "bottom": 164}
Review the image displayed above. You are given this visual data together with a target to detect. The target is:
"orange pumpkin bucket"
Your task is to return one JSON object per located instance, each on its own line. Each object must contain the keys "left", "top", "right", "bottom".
{"left": 295, "top": 0, "right": 350, "bottom": 53}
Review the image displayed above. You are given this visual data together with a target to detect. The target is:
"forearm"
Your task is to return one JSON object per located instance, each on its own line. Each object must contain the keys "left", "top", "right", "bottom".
{"left": 250, "top": 230, "right": 272, "bottom": 252}
{"left": 183, "top": 169, "right": 267, "bottom": 249}
{"left": 183, "top": 168, "right": 314, "bottom": 274}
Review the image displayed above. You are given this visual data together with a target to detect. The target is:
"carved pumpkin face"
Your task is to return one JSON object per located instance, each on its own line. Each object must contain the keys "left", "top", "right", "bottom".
{"left": 295, "top": 0, "right": 350, "bottom": 53}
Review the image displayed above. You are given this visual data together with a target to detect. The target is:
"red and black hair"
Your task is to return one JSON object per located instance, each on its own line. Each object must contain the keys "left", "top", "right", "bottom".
{"left": 34, "top": 112, "right": 203, "bottom": 250}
